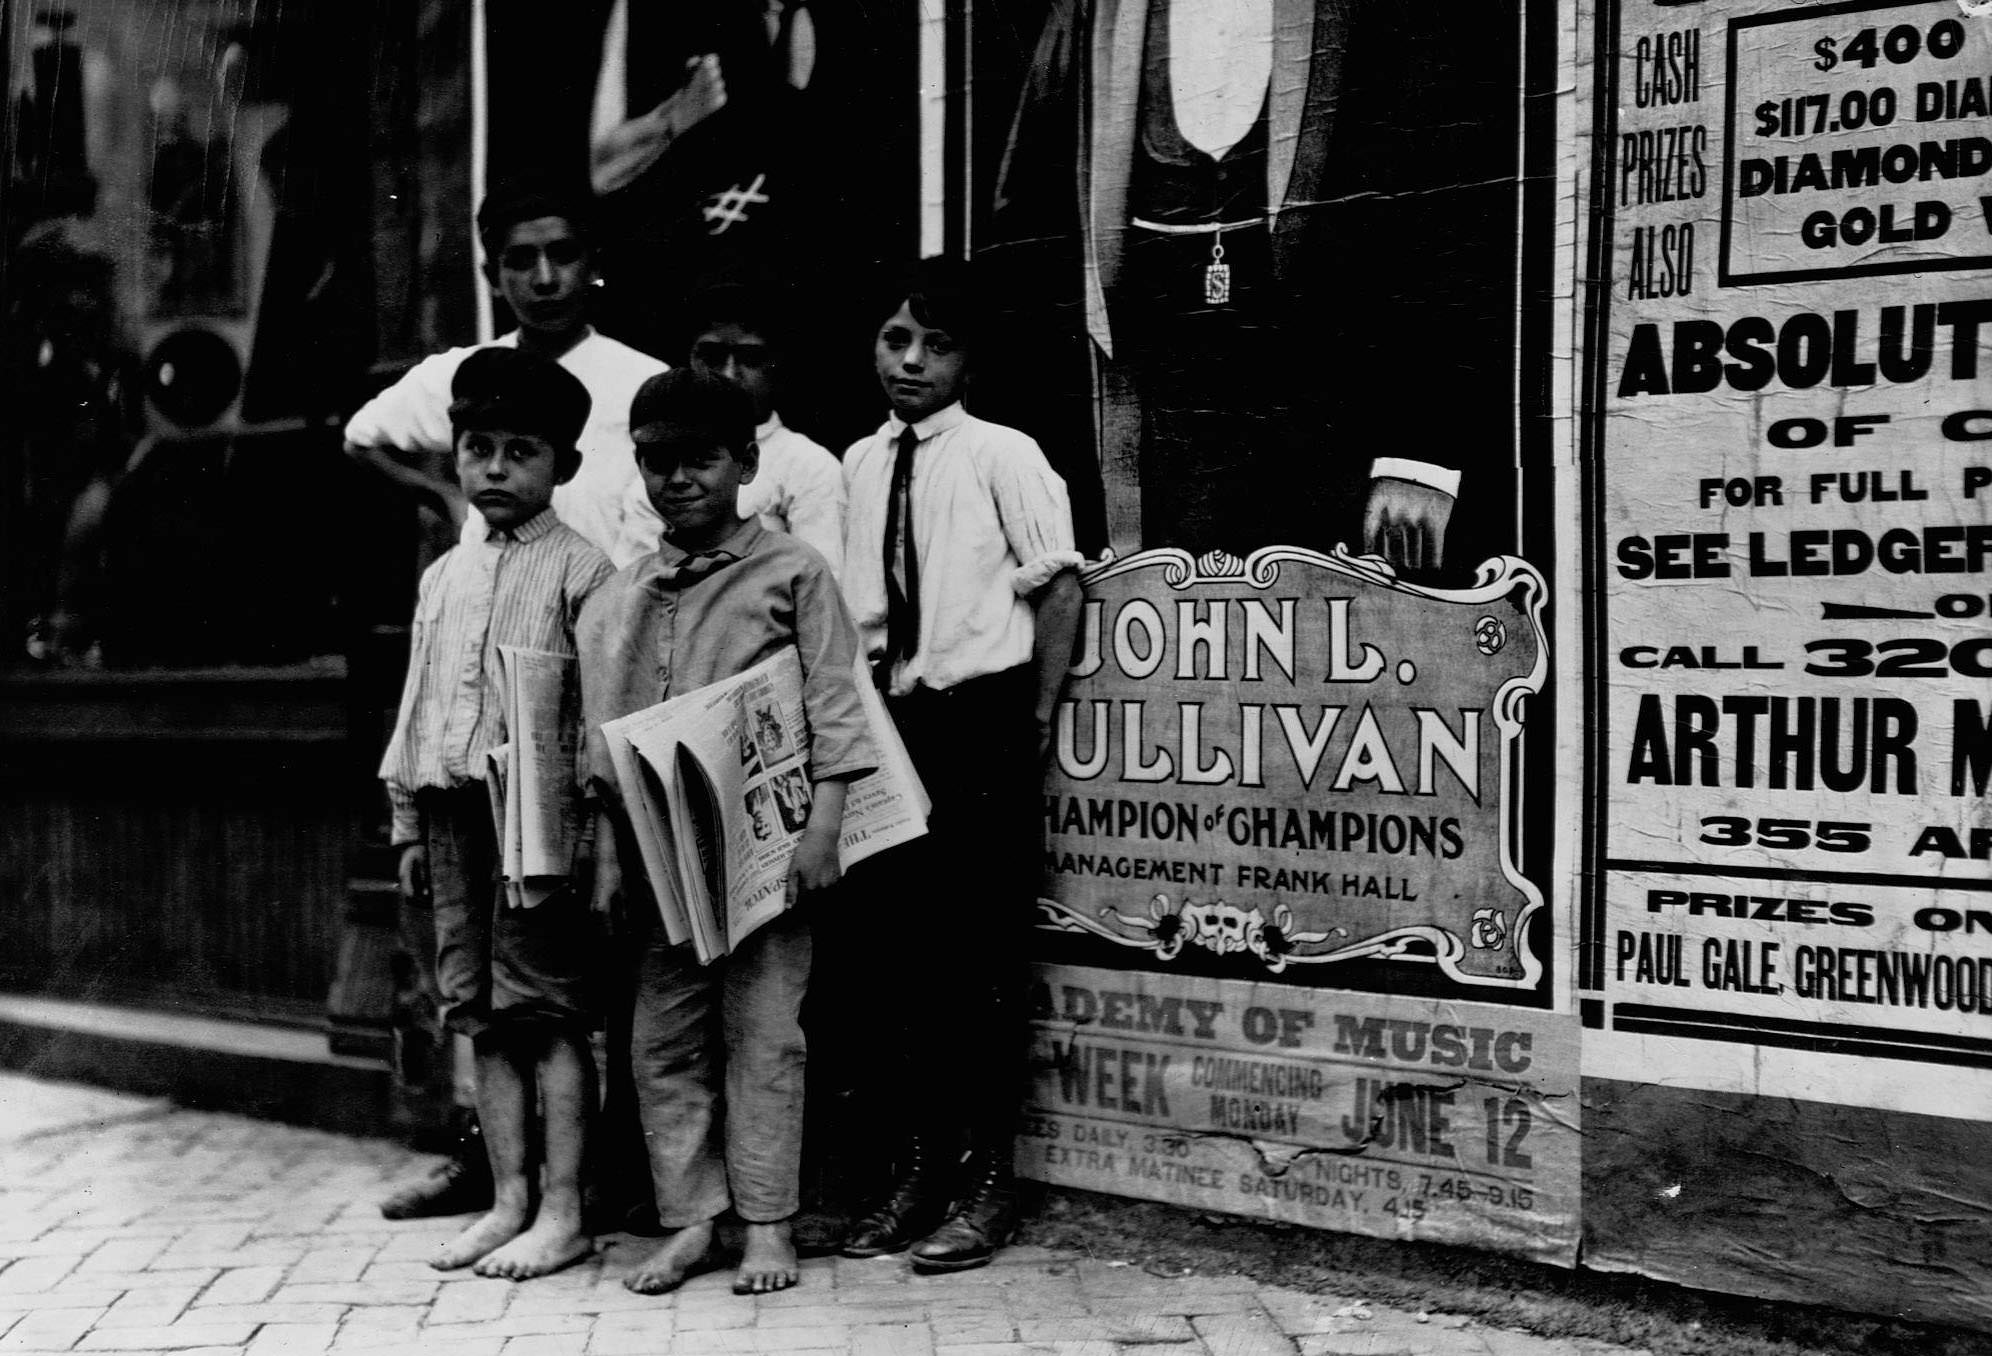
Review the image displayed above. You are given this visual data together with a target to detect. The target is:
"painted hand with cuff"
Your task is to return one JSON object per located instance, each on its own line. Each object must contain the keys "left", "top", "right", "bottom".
{"left": 1362, "top": 467, "right": 1459, "bottom": 574}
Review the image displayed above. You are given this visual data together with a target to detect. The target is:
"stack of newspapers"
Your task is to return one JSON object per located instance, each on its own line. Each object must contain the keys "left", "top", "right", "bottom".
{"left": 482, "top": 645, "right": 586, "bottom": 910}
{"left": 599, "top": 650, "right": 929, "bottom": 963}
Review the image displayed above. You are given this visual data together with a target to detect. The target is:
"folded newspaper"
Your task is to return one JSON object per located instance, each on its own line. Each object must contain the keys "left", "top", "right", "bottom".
{"left": 599, "top": 649, "right": 928, "bottom": 963}
{"left": 482, "top": 645, "right": 585, "bottom": 909}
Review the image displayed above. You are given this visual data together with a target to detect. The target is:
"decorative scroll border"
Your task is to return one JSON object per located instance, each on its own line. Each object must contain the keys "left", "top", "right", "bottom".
{"left": 1035, "top": 544, "right": 1551, "bottom": 990}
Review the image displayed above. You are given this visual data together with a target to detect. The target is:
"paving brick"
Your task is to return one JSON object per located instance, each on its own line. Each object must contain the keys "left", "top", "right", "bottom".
{"left": 359, "top": 1261, "right": 491, "bottom": 1288}
{"left": 270, "top": 1283, "right": 440, "bottom": 1307}
{"left": 499, "top": 1336, "right": 588, "bottom": 1356}
{"left": 1016, "top": 1314, "right": 1197, "bottom": 1344}
{"left": 675, "top": 1301, "right": 756, "bottom": 1331}
{"left": 500, "top": 1288, "right": 657, "bottom": 1317}
{"left": 1099, "top": 1288, "right": 1264, "bottom": 1317}
{"left": 1191, "top": 1311, "right": 1300, "bottom": 1356}
{"left": 77, "top": 1239, "right": 170, "bottom": 1274}
{"left": 928, "top": 1313, "right": 1015, "bottom": 1344}
{"left": 196, "top": 1304, "right": 351, "bottom": 1326}
{"left": 755, "top": 1302, "right": 863, "bottom": 1329}
{"left": 0, "top": 1236, "right": 114, "bottom": 1262}
{"left": 1295, "top": 1336, "right": 1433, "bottom": 1356}
{"left": 849, "top": 1323, "right": 936, "bottom": 1356}
{"left": 0, "top": 1256, "right": 83, "bottom": 1294}
{"left": 372, "top": 1231, "right": 464, "bottom": 1263}
{"left": 95, "top": 1283, "right": 201, "bottom": 1327}
{"left": 414, "top": 1315, "right": 591, "bottom": 1340}
{"left": 660, "top": 1326, "right": 855, "bottom": 1352}
{"left": 156, "top": 1247, "right": 310, "bottom": 1272}
{"left": 246, "top": 1323, "right": 339, "bottom": 1355}
{"left": 328, "top": 1322, "right": 423, "bottom": 1351}
{"left": 0, "top": 1306, "right": 103, "bottom": 1350}
{"left": 589, "top": 1309, "right": 673, "bottom": 1334}
{"left": 328, "top": 1305, "right": 429, "bottom": 1342}
{"left": 287, "top": 1249, "right": 380, "bottom": 1286}
{"left": 1480, "top": 1333, "right": 1583, "bottom": 1356}
{"left": 75, "top": 1321, "right": 259, "bottom": 1349}
{"left": 587, "top": 1325, "right": 678, "bottom": 1356}
{"left": 338, "top": 1342, "right": 503, "bottom": 1356}
{"left": 839, "top": 1305, "right": 935, "bottom": 1329}
{"left": 158, "top": 1226, "right": 254, "bottom": 1257}
{"left": 59, "top": 1268, "right": 221, "bottom": 1294}
{"left": 427, "top": 1280, "right": 513, "bottom": 1325}
{"left": 199, "top": 1267, "right": 288, "bottom": 1307}
{"left": 3, "top": 1288, "right": 125, "bottom": 1312}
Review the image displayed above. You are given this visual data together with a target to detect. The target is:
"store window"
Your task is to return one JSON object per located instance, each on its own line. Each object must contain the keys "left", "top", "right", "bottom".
{"left": 3, "top": 2, "right": 383, "bottom": 671}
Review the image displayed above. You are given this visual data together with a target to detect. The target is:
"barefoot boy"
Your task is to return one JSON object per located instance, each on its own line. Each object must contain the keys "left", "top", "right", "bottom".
{"left": 379, "top": 347, "right": 615, "bottom": 1279}
{"left": 578, "top": 369, "right": 874, "bottom": 1296}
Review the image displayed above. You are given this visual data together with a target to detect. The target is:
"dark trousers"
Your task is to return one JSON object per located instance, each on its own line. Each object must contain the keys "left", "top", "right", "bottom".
{"left": 827, "top": 666, "right": 1042, "bottom": 1170}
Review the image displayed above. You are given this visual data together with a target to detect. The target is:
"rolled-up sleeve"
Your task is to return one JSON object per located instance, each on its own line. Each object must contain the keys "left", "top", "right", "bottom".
{"left": 343, "top": 350, "right": 460, "bottom": 455}
{"left": 991, "top": 440, "right": 1084, "bottom": 595}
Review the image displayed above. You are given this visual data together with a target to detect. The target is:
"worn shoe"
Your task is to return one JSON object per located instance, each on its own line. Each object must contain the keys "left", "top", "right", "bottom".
{"left": 909, "top": 1155, "right": 1016, "bottom": 1273}
{"left": 378, "top": 1150, "right": 493, "bottom": 1220}
{"left": 839, "top": 1136, "right": 952, "bottom": 1258}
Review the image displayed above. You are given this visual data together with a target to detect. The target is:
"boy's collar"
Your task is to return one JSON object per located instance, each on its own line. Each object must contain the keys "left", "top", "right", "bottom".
{"left": 498, "top": 325, "right": 595, "bottom": 356}
{"left": 652, "top": 515, "right": 762, "bottom": 568}
{"left": 884, "top": 401, "right": 967, "bottom": 442}
{"left": 483, "top": 506, "right": 560, "bottom": 543}
{"left": 757, "top": 411, "right": 785, "bottom": 440}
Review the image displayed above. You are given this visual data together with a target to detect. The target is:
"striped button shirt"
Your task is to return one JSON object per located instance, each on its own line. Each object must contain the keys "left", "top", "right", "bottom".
{"left": 379, "top": 508, "right": 616, "bottom": 844}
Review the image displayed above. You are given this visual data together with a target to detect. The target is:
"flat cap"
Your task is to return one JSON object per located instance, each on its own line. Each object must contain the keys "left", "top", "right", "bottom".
{"left": 629, "top": 368, "right": 754, "bottom": 451}
{"left": 448, "top": 346, "right": 591, "bottom": 448}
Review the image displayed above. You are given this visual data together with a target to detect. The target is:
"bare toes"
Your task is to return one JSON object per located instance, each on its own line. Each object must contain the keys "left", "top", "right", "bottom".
{"left": 629, "top": 1269, "right": 678, "bottom": 1295}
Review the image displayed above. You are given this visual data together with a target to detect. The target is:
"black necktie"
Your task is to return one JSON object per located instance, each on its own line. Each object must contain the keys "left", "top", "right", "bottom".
{"left": 882, "top": 426, "right": 921, "bottom": 668}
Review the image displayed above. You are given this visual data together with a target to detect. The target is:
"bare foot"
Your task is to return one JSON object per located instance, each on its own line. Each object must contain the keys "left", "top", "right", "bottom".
{"left": 733, "top": 1220, "right": 799, "bottom": 1295}
{"left": 473, "top": 1210, "right": 592, "bottom": 1280}
{"left": 624, "top": 1220, "right": 716, "bottom": 1295}
{"left": 431, "top": 1202, "right": 529, "bottom": 1271}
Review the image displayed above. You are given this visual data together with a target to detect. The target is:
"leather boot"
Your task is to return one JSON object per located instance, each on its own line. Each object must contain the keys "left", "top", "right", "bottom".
{"left": 839, "top": 1133, "right": 953, "bottom": 1258}
{"left": 909, "top": 1146, "right": 1016, "bottom": 1273}
{"left": 379, "top": 1112, "right": 494, "bottom": 1220}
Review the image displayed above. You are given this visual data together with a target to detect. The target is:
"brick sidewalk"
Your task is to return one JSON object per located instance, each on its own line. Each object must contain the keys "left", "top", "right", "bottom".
{"left": 0, "top": 1074, "right": 1647, "bottom": 1356}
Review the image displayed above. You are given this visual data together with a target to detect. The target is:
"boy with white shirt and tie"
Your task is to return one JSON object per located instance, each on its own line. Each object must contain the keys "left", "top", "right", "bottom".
{"left": 836, "top": 260, "right": 1084, "bottom": 1272}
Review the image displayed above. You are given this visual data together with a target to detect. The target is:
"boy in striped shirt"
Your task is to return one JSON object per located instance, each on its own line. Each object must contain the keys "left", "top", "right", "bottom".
{"left": 379, "top": 347, "right": 615, "bottom": 1279}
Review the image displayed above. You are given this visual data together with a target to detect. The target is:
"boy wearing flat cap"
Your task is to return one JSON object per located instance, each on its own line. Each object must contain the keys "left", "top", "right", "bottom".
{"left": 379, "top": 347, "right": 616, "bottom": 1279}
{"left": 577, "top": 369, "right": 874, "bottom": 1298}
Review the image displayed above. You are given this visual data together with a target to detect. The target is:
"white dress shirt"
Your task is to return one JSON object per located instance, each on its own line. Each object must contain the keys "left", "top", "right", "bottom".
{"left": 843, "top": 402, "right": 1083, "bottom": 697}
{"left": 342, "top": 328, "right": 667, "bottom": 564}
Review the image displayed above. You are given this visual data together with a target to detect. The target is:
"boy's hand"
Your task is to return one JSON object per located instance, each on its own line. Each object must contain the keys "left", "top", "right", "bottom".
{"left": 589, "top": 811, "right": 624, "bottom": 927}
{"left": 1362, "top": 478, "right": 1455, "bottom": 573}
{"left": 787, "top": 779, "right": 849, "bottom": 905}
{"left": 787, "top": 826, "right": 843, "bottom": 904}
{"left": 397, "top": 843, "right": 430, "bottom": 902}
